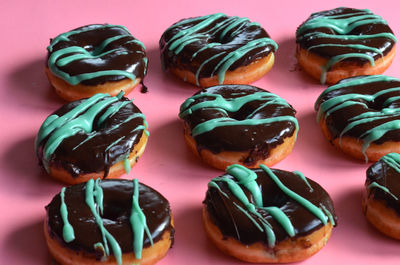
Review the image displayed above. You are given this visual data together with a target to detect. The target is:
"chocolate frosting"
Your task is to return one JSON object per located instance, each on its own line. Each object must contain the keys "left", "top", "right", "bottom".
{"left": 296, "top": 7, "right": 395, "bottom": 65}
{"left": 315, "top": 75, "right": 400, "bottom": 145}
{"left": 36, "top": 94, "right": 146, "bottom": 178}
{"left": 160, "top": 13, "right": 277, "bottom": 80}
{"left": 366, "top": 154, "right": 400, "bottom": 215}
{"left": 204, "top": 167, "right": 337, "bottom": 245}
{"left": 46, "top": 179, "right": 174, "bottom": 256}
{"left": 47, "top": 24, "right": 147, "bottom": 86}
{"left": 179, "top": 85, "right": 297, "bottom": 166}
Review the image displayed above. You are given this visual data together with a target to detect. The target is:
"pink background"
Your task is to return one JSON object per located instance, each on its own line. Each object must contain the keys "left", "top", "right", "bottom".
{"left": 1, "top": 0, "right": 400, "bottom": 264}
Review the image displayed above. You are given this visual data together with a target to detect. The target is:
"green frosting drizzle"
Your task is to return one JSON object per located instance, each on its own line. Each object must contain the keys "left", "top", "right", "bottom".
{"left": 60, "top": 187, "right": 75, "bottom": 243}
{"left": 226, "top": 164, "right": 262, "bottom": 207}
{"left": 130, "top": 179, "right": 153, "bottom": 259}
{"left": 293, "top": 171, "right": 314, "bottom": 192}
{"left": 166, "top": 13, "right": 278, "bottom": 85}
{"left": 85, "top": 179, "right": 122, "bottom": 264}
{"left": 316, "top": 75, "right": 400, "bottom": 161}
{"left": 297, "top": 9, "right": 397, "bottom": 84}
{"left": 209, "top": 165, "right": 311, "bottom": 247}
{"left": 368, "top": 182, "right": 398, "bottom": 201}
{"left": 36, "top": 93, "right": 147, "bottom": 173}
{"left": 381, "top": 153, "right": 400, "bottom": 174}
{"left": 259, "top": 164, "right": 329, "bottom": 225}
{"left": 124, "top": 157, "right": 131, "bottom": 174}
{"left": 47, "top": 24, "right": 145, "bottom": 85}
{"left": 56, "top": 178, "right": 154, "bottom": 264}
{"left": 261, "top": 206, "right": 295, "bottom": 237}
{"left": 179, "top": 91, "right": 298, "bottom": 137}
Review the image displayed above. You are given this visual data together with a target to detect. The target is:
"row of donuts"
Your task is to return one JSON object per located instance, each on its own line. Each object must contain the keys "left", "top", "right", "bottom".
{"left": 38, "top": 6, "right": 400, "bottom": 265}
{"left": 46, "top": 7, "right": 397, "bottom": 101}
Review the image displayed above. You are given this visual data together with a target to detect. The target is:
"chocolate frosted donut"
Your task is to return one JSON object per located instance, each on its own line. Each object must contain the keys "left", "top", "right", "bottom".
{"left": 46, "top": 24, "right": 148, "bottom": 100}
{"left": 45, "top": 179, "right": 174, "bottom": 265}
{"left": 160, "top": 13, "right": 278, "bottom": 87}
{"left": 296, "top": 7, "right": 396, "bottom": 84}
{"left": 35, "top": 92, "right": 149, "bottom": 184}
{"left": 179, "top": 85, "right": 298, "bottom": 170}
{"left": 363, "top": 153, "right": 400, "bottom": 239}
{"left": 203, "top": 164, "right": 336, "bottom": 263}
{"left": 315, "top": 75, "right": 400, "bottom": 162}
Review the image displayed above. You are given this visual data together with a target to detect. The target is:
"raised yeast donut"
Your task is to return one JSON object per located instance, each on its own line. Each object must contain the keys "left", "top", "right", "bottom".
{"left": 362, "top": 153, "right": 400, "bottom": 239}
{"left": 179, "top": 85, "right": 298, "bottom": 170}
{"left": 35, "top": 92, "right": 148, "bottom": 184}
{"left": 160, "top": 13, "right": 278, "bottom": 87}
{"left": 45, "top": 178, "right": 174, "bottom": 265}
{"left": 46, "top": 24, "right": 148, "bottom": 101}
{"left": 203, "top": 164, "right": 337, "bottom": 263}
{"left": 315, "top": 75, "right": 400, "bottom": 162}
{"left": 296, "top": 7, "right": 396, "bottom": 84}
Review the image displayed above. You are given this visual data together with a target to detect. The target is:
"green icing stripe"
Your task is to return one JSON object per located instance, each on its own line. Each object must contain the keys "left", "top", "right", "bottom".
{"left": 210, "top": 176, "right": 276, "bottom": 246}
{"left": 166, "top": 13, "right": 277, "bottom": 85}
{"left": 60, "top": 187, "right": 75, "bottom": 243}
{"left": 130, "top": 179, "right": 153, "bottom": 259}
{"left": 261, "top": 206, "right": 295, "bottom": 237}
{"left": 192, "top": 116, "right": 298, "bottom": 137}
{"left": 297, "top": 9, "right": 396, "bottom": 84}
{"left": 320, "top": 53, "right": 375, "bottom": 84}
{"left": 124, "top": 157, "right": 131, "bottom": 174}
{"left": 259, "top": 165, "right": 329, "bottom": 225}
{"left": 293, "top": 171, "right": 314, "bottom": 192}
{"left": 85, "top": 179, "right": 122, "bottom": 264}
{"left": 47, "top": 24, "right": 144, "bottom": 85}
{"left": 180, "top": 91, "right": 297, "bottom": 137}
{"left": 213, "top": 38, "right": 278, "bottom": 84}
{"left": 381, "top": 153, "right": 400, "bottom": 174}
{"left": 226, "top": 164, "right": 262, "bottom": 207}
{"left": 368, "top": 181, "right": 398, "bottom": 201}
{"left": 320, "top": 204, "right": 336, "bottom": 226}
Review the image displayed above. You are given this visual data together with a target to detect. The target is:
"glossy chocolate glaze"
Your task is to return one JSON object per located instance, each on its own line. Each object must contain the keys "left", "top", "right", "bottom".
{"left": 160, "top": 14, "right": 276, "bottom": 78}
{"left": 179, "top": 85, "right": 297, "bottom": 166}
{"left": 366, "top": 155, "right": 400, "bottom": 215}
{"left": 36, "top": 95, "right": 146, "bottom": 178}
{"left": 47, "top": 24, "right": 147, "bottom": 86}
{"left": 46, "top": 179, "right": 174, "bottom": 256}
{"left": 204, "top": 168, "right": 336, "bottom": 245}
{"left": 315, "top": 76, "right": 400, "bottom": 145}
{"left": 296, "top": 7, "right": 395, "bottom": 65}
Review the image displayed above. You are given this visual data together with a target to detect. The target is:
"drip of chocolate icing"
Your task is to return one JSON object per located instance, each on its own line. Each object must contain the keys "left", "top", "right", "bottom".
{"left": 47, "top": 24, "right": 147, "bottom": 86}
{"left": 46, "top": 179, "right": 174, "bottom": 260}
{"left": 366, "top": 153, "right": 400, "bottom": 215}
{"left": 204, "top": 165, "right": 336, "bottom": 246}
{"left": 160, "top": 13, "right": 277, "bottom": 85}
{"left": 36, "top": 92, "right": 148, "bottom": 178}
{"left": 179, "top": 85, "right": 297, "bottom": 166}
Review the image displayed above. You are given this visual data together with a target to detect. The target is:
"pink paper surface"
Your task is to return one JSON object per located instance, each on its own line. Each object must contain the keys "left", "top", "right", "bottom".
{"left": 1, "top": 0, "right": 400, "bottom": 264}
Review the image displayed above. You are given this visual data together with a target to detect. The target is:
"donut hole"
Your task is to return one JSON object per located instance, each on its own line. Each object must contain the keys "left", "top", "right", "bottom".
{"left": 101, "top": 202, "right": 130, "bottom": 222}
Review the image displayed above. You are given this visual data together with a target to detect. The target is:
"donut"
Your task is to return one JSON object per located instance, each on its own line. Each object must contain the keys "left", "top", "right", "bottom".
{"left": 315, "top": 75, "right": 400, "bottom": 162}
{"left": 296, "top": 7, "right": 396, "bottom": 84}
{"left": 44, "top": 178, "right": 174, "bottom": 265}
{"left": 35, "top": 92, "right": 148, "bottom": 184}
{"left": 46, "top": 24, "right": 148, "bottom": 101}
{"left": 203, "top": 164, "right": 337, "bottom": 263}
{"left": 362, "top": 153, "right": 400, "bottom": 239}
{"left": 160, "top": 13, "right": 278, "bottom": 87}
{"left": 179, "top": 85, "right": 298, "bottom": 170}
